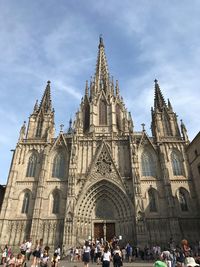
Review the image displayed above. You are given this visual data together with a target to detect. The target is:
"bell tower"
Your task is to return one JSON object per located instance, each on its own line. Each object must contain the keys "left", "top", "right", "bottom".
{"left": 151, "top": 79, "right": 181, "bottom": 142}
{"left": 26, "top": 81, "right": 55, "bottom": 141}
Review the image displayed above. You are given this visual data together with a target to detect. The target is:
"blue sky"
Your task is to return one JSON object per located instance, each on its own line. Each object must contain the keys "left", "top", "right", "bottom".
{"left": 0, "top": 0, "right": 200, "bottom": 184}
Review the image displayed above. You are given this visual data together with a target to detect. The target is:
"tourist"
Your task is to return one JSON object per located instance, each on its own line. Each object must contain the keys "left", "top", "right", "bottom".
{"left": 82, "top": 241, "right": 90, "bottom": 267}
{"left": 15, "top": 253, "right": 24, "bottom": 267}
{"left": 154, "top": 260, "right": 167, "bottom": 267}
{"left": 7, "top": 253, "right": 16, "bottom": 267}
{"left": 25, "top": 238, "right": 32, "bottom": 261}
{"left": 32, "top": 239, "right": 43, "bottom": 267}
{"left": 113, "top": 252, "right": 123, "bottom": 267}
{"left": 184, "top": 256, "right": 200, "bottom": 266}
{"left": 1, "top": 244, "right": 8, "bottom": 267}
{"left": 40, "top": 250, "right": 49, "bottom": 267}
{"left": 51, "top": 253, "right": 59, "bottom": 267}
{"left": 101, "top": 244, "right": 111, "bottom": 267}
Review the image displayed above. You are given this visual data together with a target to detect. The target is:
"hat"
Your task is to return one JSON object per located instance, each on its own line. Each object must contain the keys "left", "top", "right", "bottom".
{"left": 185, "top": 257, "right": 200, "bottom": 266}
{"left": 154, "top": 260, "right": 167, "bottom": 267}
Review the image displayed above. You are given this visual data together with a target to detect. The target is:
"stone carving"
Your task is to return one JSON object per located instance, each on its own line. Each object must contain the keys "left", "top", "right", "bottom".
{"left": 96, "top": 149, "right": 112, "bottom": 175}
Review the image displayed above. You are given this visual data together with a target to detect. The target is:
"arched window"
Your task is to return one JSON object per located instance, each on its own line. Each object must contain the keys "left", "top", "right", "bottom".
{"left": 141, "top": 151, "right": 156, "bottom": 177}
{"left": 99, "top": 99, "right": 107, "bottom": 125}
{"left": 148, "top": 189, "right": 157, "bottom": 212}
{"left": 52, "top": 153, "right": 65, "bottom": 179}
{"left": 36, "top": 118, "right": 43, "bottom": 137}
{"left": 26, "top": 153, "right": 37, "bottom": 177}
{"left": 179, "top": 188, "right": 188, "bottom": 212}
{"left": 21, "top": 192, "right": 30, "bottom": 214}
{"left": 116, "top": 104, "right": 122, "bottom": 130}
{"left": 83, "top": 101, "right": 90, "bottom": 132}
{"left": 171, "top": 151, "right": 183, "bottom": 176}
{"left": 163, "top": 112, "right": 172, "bottom": 136}
{"left": 52, "top": 191, "right": 60, "bottom": 214}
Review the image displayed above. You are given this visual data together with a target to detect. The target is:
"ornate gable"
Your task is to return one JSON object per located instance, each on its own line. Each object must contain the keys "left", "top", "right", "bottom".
{"left": 86, "top": 141, "right": 126, "bottom": 190}
{"left": 51, "top": 133, "right": 68, "bottom": 151}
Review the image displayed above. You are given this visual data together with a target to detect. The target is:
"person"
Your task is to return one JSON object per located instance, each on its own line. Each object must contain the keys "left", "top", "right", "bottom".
{"left": 32, "top": 239, "right": 43, "bottom": 267}
{"left": 1, "top": 244, "right": 8, "bottom": 267}
{"left": 102, "top": 244, "right": 111, "bottom": 267}
{"left": 55, "top": 246, "right": 61, "bottom": 261}
{"left": 113, "top": 252, "right": 123, "bottom": 267}
{"left": 40, "top": 250, "right": 49, "bottom": 267}
{"left": 184, "top": 256, "right": 200, "bottom": 266}
{"left": 51, "top": 253, "right": 59, "bottom": 267}
{"left": 25, "top": 238, "right": 32, "bottom": 261}
{"left": 181, "top": 239, "right": 191, "bottom": 257}
{"left": 154, "top": 260, "right": 167, "bottom": 267}
{"left": 82, "top": 241, "right": 91, "bottom": 267}
{"left": 15, "top": 253, "right": 24, "bottom": 267}
{"left": 7, "top": 254, "right": 16, "bottom": 267}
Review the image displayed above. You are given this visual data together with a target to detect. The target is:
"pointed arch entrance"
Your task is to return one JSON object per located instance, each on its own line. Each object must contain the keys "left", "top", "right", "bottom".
{"left": 75, "top": 180, "right": 135, "bottom": 244}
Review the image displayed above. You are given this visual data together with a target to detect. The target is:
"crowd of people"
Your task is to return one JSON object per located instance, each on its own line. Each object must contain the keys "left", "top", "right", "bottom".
{"left": 1, "top": 237, "right": 200, "bottom": 267}
{"left": 0, "top": 239, "right": 61, "bottom": 267}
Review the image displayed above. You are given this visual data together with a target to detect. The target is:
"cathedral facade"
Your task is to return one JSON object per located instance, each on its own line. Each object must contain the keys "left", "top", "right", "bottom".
{"left": 0, "top": 37, "right": 200, "bottom": 250}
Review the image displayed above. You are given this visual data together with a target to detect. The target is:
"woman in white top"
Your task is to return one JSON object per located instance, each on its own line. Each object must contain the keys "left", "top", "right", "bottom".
{"left": 102, "top": 244, "right": 111, "bottom": 267}
{"left": 82, "top": 241, "right": 91, "bottom": 267}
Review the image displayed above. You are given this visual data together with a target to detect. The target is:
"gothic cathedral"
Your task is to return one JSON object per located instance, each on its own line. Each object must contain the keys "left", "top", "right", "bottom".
{"left": 0, "top": 37, "right": 200, "bottom": 250}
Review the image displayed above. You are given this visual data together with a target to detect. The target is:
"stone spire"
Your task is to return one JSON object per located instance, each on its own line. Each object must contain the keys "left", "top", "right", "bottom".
{"left": 38, "top": 80, "right": 52, "bottom": 113}
{"left": 167, "top": 98, "right": 173, "bottom": 111}
{"left": 154, "top": 79, "right": 167, "bottom": 110}
{"left": 180, "top": 119, "right": 189, "bottom": 142}
{"left": 95, "top": 35, "right": 109, "bottom": 92}
{"left": 85, "top": 80, "right": 89, "bottom": 98}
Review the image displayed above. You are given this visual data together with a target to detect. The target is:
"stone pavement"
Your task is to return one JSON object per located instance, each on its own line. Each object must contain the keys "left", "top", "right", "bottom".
{"left": 58, "top": 260, "right": 153, "bottom": 267}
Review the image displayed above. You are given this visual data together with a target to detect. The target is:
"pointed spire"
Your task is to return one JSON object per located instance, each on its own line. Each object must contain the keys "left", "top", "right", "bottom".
{"left": 68, "top": 118, "right": 73, "bottom": 134}
{"left": 19, "top": 121, "right": 26, "bottom": 141}
{"left": 180, "top": 119, "right": 189, "bottom": 142}
{"left": 154, "top": 79, "right": 167, "bottom": 110}
{"left": 95, "top": 35, "right": 109, "bottom": 92}
{"left": 141, "top": 123, "right": 145, "bottom": 132}
{"left": 115, "top": 80, "right": 120, "bottom": 96}
{"left": 168, "top": 98, "right": 173, "bottom": 111}
{"left": 39, "top": 81, "right": 52, "bottom": 113}
{"left": 33, "top": 99, "right": 39, "bottom": 113}
{"left": 85, "top": 80, "right": 89, "bottom": 97}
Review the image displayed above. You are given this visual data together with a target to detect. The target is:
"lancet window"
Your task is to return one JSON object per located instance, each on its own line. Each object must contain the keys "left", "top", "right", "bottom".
{"left": 116, "top": 104, "right": 122, "bottom": 130}
{"left": 141, "top": 151, "right": 156, "bottom": 177}
{"left": 99, "top": 99, "right": 107, "bottom": 125}
{"left": 26, "top": 153, "right": 37, "bottom": 177}
{"left": 21, "top": 192, "right": 30, "bottom": 214}
{"left": 36, "top": 118, "right": 43, "bottom": 137}
{"left": 52, "top": 191, "right": 60, "bottom": 214}
{"left": 178, "top": 188, "right": 188, "bottom": 212}
{"left": 52, "top": 153, "right": 65, "bottom": 179}
{"left": 171, "top": 151, "right": 183, "bottom": 176}
{"left": 148, "top": 188, "right": 158, "bottom": 212}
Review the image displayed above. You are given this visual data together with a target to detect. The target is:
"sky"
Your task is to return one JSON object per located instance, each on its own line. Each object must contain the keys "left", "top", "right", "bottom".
{"left": 0, "top": 0, "right": 200, "bottom": 184}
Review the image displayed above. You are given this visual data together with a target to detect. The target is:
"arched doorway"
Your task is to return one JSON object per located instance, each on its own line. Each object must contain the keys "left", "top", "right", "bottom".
{"left": 75, "top": 180, "right": 135, "bottom": 244}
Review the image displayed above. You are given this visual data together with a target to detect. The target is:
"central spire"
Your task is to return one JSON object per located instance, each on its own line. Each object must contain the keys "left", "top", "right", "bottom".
{"left": 95, "top": 35, "right": 109, "bottom": 92}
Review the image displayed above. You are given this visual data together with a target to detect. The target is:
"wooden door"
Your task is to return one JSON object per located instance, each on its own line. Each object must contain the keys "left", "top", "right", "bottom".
{"left": 106, "top": 223, "right": 115, "bottom": 241}
{"left": 94, "top": 223, "right": 104, "bottom": 240}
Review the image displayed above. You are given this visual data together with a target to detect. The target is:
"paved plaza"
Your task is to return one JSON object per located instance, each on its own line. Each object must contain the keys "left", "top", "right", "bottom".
{"left": 58, "top": 260, "right": 153, "bottom": 267}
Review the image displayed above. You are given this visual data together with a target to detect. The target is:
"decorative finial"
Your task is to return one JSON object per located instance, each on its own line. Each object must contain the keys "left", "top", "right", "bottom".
{"left": 154, "top": 79, "right": 158, "bottom": 84}
{"left": 141, "top": 123, "right": 145, "bottom": 131}
{"left": 60, "top": 124, "right": 64, "bottom": 132}
{"left": 99, "top": 34, "right": 104, "bottom": 48}
{"left": 33, "top": 99, "right": 39, "bottom": 112}
{"left": 85, "top": 80, "right": 89, "bottom": 97}
{"left": 47, "top": 80, "right": 51, "bottom": 85}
